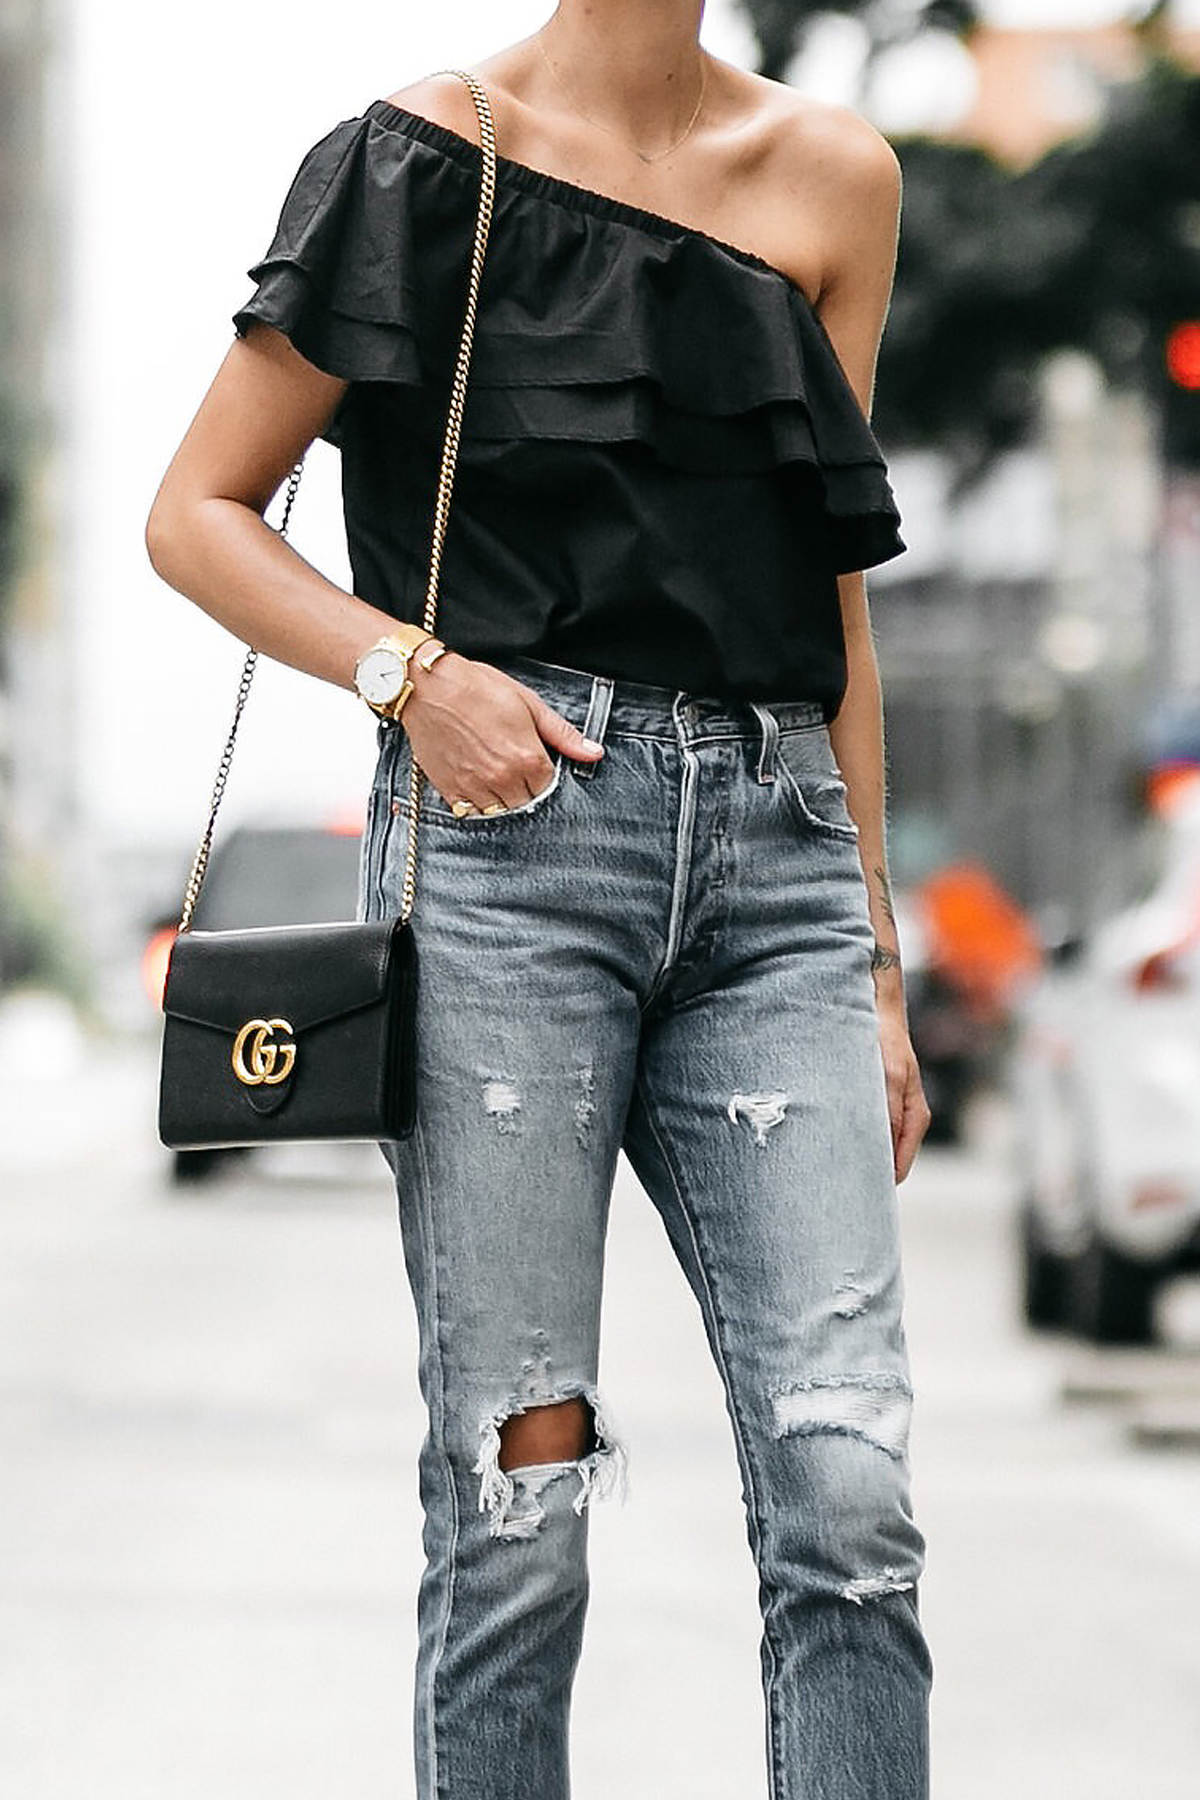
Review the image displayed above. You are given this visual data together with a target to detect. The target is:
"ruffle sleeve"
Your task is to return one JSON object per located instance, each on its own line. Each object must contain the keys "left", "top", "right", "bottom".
{"left": 233, "top": 101, "right": 905, "bottom": 572}
{"left": 232, "top": 112, "right": 466, "bottom": 387}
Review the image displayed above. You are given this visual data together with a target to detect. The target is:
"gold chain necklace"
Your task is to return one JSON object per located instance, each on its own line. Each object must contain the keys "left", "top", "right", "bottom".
{"left": 536, "top": 32, "right": 708, "bottom": 166}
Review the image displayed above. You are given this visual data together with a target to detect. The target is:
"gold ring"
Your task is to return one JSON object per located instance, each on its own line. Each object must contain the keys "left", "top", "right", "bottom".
{"left": 450, "top": 798, "right": 478, "bottom": 818}
{"left": 481, "top": 802, "right": 507, "bottom": 816}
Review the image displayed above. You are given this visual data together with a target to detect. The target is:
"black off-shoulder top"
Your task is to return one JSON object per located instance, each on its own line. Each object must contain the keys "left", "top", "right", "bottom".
{"left": 233, "top": 98, "right": 906, "bottom": 715}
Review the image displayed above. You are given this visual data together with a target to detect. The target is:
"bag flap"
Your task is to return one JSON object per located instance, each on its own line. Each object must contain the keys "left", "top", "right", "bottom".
{"left": 161, "top": 918, "right": 412, "bottom": 1035}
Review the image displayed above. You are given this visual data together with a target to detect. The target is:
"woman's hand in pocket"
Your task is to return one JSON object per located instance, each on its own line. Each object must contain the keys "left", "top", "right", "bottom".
{"left": 401, "top": 653, "right": 604, "bottom": 811}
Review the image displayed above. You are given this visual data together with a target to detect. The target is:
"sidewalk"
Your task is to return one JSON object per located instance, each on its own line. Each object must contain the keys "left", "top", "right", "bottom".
{"left": 3, "top": 1040, "right": 1200, "bottom": 1798}
{"left": 0, "top": 993, "right": 153, "bottom": 1174}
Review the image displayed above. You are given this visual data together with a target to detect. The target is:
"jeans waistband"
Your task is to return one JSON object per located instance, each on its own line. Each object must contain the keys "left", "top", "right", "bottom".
{"left": 491, "top": 652, "right": 828, "bottom": 747}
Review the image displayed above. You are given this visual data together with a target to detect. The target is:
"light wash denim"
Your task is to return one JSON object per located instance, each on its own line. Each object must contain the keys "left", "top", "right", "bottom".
{"left": 360, "top": 651, "right": 932, "bottom": 1800}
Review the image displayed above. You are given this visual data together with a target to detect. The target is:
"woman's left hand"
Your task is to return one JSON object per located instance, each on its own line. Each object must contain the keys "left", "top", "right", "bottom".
{"left": 876, "top": 1001, "right": 931, "bottom": 1183}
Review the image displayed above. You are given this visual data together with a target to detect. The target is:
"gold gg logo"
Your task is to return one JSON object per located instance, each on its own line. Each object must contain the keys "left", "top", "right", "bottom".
{"left": 231, "top": 1017, "right": 297, "bottom": 1088}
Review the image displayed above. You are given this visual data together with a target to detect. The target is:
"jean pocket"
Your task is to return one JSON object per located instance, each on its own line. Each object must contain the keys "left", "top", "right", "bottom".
{"left": 775, "top": 725, "right": 860, "bottom": 842}
{"left": 412, "top": 744, "right": 568, "bottom": 827}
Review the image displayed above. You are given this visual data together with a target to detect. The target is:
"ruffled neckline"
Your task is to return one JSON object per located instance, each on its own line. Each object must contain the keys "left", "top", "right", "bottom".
{"left": 364, "top": 98, "right": 822, "bottom": 316}
{"left": 234, "top": 98, "right": 907, "bottom": 570}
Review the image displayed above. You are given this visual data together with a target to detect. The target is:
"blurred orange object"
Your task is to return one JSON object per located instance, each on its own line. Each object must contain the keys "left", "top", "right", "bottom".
{"left": 916, "top": 864, "right": 1043, "bottom": 1020}
{"left": 324, "top": 801, "right": 369, "bottom": 837}
{"left": 142, "top": 925, "right": 177, "bottom": 1010}
{"left": 1143, "top": 762, "right": 1200, "bottom": 817}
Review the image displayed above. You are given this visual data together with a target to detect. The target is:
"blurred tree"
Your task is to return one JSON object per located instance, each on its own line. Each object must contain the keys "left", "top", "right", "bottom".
{"left": 739, "top": 0, "right": 825, "bottom": 82}
{"left": 900, "top": 62, "right": 1200, "bottom": 469}
{"left": 873, "top": 139, "right": 1043, "bottom": 478}
{"left": 1023, "top": 60, "right": 1200, "bottom": 378}
{"left": 737, "top": 4, "right": 1200, "bottom": 476}
{"left": 737, "top": 0, "right": 977, "bottom": 82}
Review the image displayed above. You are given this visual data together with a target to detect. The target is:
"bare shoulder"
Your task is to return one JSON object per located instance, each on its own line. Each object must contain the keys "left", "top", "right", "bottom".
{"left": 700, "top": 64, "right": 900, "bottom": 299}
{"left": 749, "top": 73, "right": 900, "bottom": 214}
{"left": 381, "top": 70, "right": 491, "bottom": 141}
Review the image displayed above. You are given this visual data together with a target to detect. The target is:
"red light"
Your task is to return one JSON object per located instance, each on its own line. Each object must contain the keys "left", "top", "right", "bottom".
{"left": 1166, "top": 322, "right": 1200, "bottom": 391}
{"left": 1132, "top": 950, "right": 1189, "bottom": 993}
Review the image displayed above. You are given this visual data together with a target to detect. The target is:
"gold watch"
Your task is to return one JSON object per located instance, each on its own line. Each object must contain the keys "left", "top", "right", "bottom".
{"left": 353, "top": 629, "right": 447, "bottom": 722}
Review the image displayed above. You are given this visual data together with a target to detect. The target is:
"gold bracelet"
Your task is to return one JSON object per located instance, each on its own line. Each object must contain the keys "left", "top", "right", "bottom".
{"left": 414, "top": 639, "right": 450, "bottom": 673}
{"left": 382, "top": 637, "right": 449, "bottom": 724}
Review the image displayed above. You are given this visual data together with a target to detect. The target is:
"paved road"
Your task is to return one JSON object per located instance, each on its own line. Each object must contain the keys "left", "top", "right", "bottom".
{"left": 3, "top": 1034, "right": 1200, "bottom": 1799}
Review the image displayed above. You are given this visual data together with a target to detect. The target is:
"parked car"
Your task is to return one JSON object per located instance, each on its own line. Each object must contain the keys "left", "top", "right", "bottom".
{"left": 144, "top": 820, "right": 364, "bottom": 1184}
{"left": 1011, "top": 775, "right": 1200, "bottom": 1344}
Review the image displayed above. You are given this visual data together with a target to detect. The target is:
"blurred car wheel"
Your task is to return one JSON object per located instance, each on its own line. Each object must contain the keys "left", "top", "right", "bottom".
{"left": 920, "top": 1065, "right": 969, "bottom": 1144}
{"left": 1067, "top": 1230, "right": 1159, "bottom": 1346}
{"left": 170, "top": 1147, "right": 250, "bottom": 1187}
{"left": 1018, "top": 1194, "right": 1074, "bottom": 1330}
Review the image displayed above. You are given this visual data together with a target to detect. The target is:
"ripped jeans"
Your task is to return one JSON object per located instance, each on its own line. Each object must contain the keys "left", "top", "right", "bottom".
{"left": 360, "top": 652, "right": 932, "bottom": 1800}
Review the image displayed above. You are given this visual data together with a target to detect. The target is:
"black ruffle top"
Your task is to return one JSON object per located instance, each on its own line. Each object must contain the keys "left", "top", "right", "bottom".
{"left": 233, "top": 98, "right": 906, "bottom": 715}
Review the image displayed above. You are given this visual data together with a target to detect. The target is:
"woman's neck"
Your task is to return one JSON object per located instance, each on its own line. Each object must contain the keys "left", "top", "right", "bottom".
{"left": 537, "top": 1, "right": 707, "bottom": 144}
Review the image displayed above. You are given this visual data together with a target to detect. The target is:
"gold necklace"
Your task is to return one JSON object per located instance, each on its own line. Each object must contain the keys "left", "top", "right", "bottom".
{"left": 536, "top": 32, "right": 708, "bottom": 166}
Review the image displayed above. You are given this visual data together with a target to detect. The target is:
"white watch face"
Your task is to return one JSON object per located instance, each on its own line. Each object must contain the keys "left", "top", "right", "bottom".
{"left": 356, "top": 645, "right": 405, "bottom": 704}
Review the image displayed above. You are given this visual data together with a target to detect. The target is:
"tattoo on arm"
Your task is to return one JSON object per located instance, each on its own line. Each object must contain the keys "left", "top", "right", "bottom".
{"left": 873, "top": 865, "right": 896, "bottom": 929}
{"left": 871, "top": 943, "right": 902, "bottom": 974}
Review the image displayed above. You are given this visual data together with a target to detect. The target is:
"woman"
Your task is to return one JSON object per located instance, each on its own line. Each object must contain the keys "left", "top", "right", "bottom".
{"left": 146, "top": 4, "right": 934, "bottom": 1795}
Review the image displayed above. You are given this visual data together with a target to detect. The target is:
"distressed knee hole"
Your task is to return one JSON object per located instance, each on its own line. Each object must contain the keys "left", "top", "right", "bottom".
{"left": 474, "top": 1380, "right": 627, "bottom": 1541}
{"left": 769, "top": 1372, "right": 912, "bottom": 1460}
{"left": 498, "top": 1398, "right": 595, "bottom": 1472}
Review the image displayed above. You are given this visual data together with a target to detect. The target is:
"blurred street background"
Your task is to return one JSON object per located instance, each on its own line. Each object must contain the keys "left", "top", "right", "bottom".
{"left": 4, "top": 0, "right": 1200, "bottom": 1792}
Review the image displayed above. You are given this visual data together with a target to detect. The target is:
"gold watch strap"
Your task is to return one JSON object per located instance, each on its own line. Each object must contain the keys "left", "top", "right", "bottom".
{"left": 384, "top": 679, "right": 416, "bottom": 724}
{"left": 380, "top": 625, "right": 435, "bottom": 666}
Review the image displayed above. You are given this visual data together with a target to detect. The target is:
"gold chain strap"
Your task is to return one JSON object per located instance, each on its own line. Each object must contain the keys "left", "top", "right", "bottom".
{"left": 177, "top": 70, "right": 498, "bottom": 934}
{"left": 402, "top": 69, "right": 498, "bottom": 923}
{"left": 178, "top": 460, "right": 304, "bottom": 932}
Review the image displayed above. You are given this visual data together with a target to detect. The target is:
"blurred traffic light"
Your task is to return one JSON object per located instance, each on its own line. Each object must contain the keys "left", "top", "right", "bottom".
{"left": 1163, "top": 322, "right": 1200, "bottom": 468}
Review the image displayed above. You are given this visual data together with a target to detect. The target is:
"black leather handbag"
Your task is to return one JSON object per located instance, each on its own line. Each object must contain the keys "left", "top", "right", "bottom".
{"left": 157, "top": 69, "right": 498, "bottom": 1152}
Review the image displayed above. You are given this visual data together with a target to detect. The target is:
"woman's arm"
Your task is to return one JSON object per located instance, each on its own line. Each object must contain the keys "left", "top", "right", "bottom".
{"left": 145, "top": 324, "right": 390, "bottom": 685}
{"left": 144, "top": 323, "right": 603, "bottom": 807}
{"left": 831, "top": 573, "right": 929, "bottom": 1181}
{"left": 798, "top": 111, "right": 931, "bottom": 1181}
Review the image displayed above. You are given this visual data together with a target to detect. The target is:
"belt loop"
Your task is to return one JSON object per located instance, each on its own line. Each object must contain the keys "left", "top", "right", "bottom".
{"left": 572, "top": 673, "right": 615, "bottom": 781}
{"left": 749, "top": 701, "right": 779, "bottom": 784}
